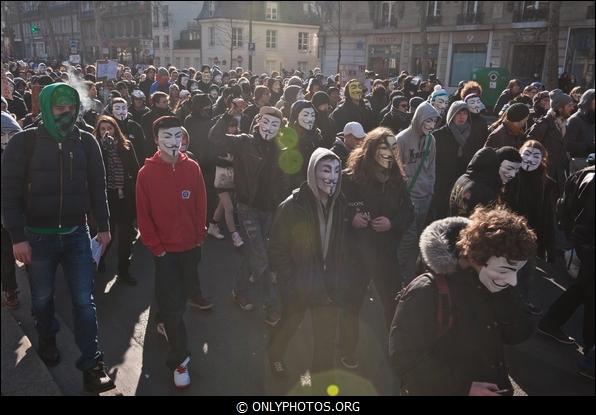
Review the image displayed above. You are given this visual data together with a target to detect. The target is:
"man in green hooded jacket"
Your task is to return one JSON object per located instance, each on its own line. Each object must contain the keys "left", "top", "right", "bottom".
{"left": 1, "top": 83, "right": 115, "bottom": 393}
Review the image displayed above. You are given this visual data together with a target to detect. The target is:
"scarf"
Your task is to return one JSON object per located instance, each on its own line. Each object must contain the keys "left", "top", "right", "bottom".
{"left": 449, "top": 121, "right": 471, "bottom": 157}
{"left": 100, "top": 135, "right": 125, "bottom": 190}
{"left": 547, "top": 109, "right": 567, "bottom": 138}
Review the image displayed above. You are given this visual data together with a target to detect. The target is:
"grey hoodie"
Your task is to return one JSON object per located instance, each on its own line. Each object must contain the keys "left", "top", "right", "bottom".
{"left": 396, "top": 101, "right": 440, "bottom": 199}
{"left": 306, "top": 147, "right": 342, "bottom": 262}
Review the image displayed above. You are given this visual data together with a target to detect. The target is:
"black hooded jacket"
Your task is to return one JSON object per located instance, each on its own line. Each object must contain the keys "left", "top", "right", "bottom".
{"left": 449, "top": 147, "right": 501, "bottom": 217}
{"left": 389, "top": 217, "right": 532, "bottom": 396}
{"left": 184, "top": 94, "right": 217, "bottom": 182}
{"left": 566, "top": 89, "right": 595, "bottom": 158}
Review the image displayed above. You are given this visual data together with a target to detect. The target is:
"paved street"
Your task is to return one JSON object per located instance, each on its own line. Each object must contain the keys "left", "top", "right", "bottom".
{"left": 7, "top": 233, "right": 595, "bottom": 396}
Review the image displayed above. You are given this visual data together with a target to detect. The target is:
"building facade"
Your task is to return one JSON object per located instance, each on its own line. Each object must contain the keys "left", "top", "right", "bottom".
{"left": 320, "top": 1, "right": 595, "bottom": 88}
{"left": 197, "top": 1, "right": 321, "bottom": 74}
{"left": 152, "top": 1, "right": 203, "bottom": 69}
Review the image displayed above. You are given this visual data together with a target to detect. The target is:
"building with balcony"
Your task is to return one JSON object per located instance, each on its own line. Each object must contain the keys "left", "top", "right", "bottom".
{"left": 320, "top": 1, "right": 595, "bottom": 89}
{"left": 197, "top": 1, "right": 321, "bottom": 74}
{"left": 152, "top": 1, "right": 203, "bottom": 69}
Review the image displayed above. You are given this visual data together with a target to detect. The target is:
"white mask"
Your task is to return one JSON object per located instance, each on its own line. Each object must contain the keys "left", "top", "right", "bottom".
{"left": 258, "top": 114, "right": 281, "bottom": 141}
{"left": 467, "top": 97, "right": 485, "bottom": 114}
{"left": 296, "top": 90, "right": 305, "bottom": 101}
{"left": 315, "top": 157, "right": 341, "bottom": 197}
{"left": 214, "top": 74, "right": 222, "bottom": 84}
{"left": 520, "top": 147, "right": 542, "bottom": 172}
{"left": 181, "top": 76, "right": 189, "bottom": 88}
{"left": 209, "top": 90, "right": 218, "bottom": 100}
{"left": 112, "top": 103, "right": 128, "bottom": 121}
{"left": 432, "top": 97, "right": 447, "bottom": 114}
{"left": 297, "top": 107, "right": 316, "bottom": 131}
{"left": 375, "top": 135, "right": 398, "bottom": 169}
{"left": 478, "top": 256, "right": 526, "bottom": 293}
{"left": 201, "top": 71, "right": 211, "bottom": 83}
{"left": 422, "top": 118, "right": 437, "bottom": 135}
{"left": 157, "top": 127, "right": 182, "bottom": 158}
{"left": 499, "top": 160, "right": 521, "bottom": 184}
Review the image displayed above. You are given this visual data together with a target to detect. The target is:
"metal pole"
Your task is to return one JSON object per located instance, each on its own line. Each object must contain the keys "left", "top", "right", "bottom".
{"left": 248, "top": 1, "right": 253, "bottom": 72}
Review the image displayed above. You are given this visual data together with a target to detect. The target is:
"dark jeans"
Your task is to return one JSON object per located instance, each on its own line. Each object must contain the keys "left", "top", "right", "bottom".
{"left": 101, "top": 190, "right": 136, "bottom": 276}
{"left": 269, "top": 301, "right": 338, "bottom": 373}
{"left": 1, "top": 226, "right": 17, "bottom": 291}
{"left": 542, "top": 246, "right": 595, "bottom": 350}
{"left": 25, "top": 224, "right": 102, "bottom": 371}
{"left": 397, "top": 194, "right": 432, "bottom": 285}
{"left": 338, "top": 257, "right": 400, "bottom": 359}
{"left": 154, "top": 247, "right": 201, "bottom": 370}
{"left": 234, "top": 203, "right": 278, "bottom": 313}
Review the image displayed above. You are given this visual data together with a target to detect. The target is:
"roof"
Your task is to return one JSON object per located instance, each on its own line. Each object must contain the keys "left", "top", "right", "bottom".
{"left": 197, "top": 1, "right": 321, "bottom": 26}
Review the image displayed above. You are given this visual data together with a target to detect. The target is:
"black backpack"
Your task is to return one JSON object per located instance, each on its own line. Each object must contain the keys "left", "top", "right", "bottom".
{"left": 556, "top": 166, "right": 595, "bottom": 238}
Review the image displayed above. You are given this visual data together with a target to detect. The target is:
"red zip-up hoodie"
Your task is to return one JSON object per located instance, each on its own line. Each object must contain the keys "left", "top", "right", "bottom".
{"left": 136, "top": 152, "right": 207, "bottom": 256}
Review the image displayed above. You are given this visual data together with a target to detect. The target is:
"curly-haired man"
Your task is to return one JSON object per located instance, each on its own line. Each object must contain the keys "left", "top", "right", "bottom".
{"left": 389, "top": 205, "right": 536, "bottom": 396}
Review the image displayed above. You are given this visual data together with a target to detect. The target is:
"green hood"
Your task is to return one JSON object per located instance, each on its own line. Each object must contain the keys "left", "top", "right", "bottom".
{"left": 39, "top": 83, "right": 80, "bottom": 141}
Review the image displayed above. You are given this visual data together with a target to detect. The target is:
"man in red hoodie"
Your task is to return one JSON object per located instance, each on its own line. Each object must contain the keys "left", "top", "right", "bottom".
{"left": 136, "top": 116, "right": 207, "bottom": 389}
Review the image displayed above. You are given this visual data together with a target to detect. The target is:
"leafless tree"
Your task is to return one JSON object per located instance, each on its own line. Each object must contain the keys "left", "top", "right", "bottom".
{"left": 544, "top": 1, "right": 561, "bottom": 90}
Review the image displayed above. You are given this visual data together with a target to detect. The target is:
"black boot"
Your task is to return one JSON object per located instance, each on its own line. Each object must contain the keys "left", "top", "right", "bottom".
{"left": 38, "top": 336, "right": 61, "bottom": 367}
{"left": 83, "top": 361, "right": 115, "bottom": 393}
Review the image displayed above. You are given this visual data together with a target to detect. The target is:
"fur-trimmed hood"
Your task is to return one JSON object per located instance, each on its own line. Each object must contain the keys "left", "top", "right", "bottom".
{"left": 419, "top": 217, "right": 470, "bottom": 275}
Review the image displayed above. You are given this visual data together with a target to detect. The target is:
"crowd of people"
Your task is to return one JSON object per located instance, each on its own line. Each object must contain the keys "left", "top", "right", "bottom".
{"left": 1, "top": 57, "right": 594, "bottom": 395}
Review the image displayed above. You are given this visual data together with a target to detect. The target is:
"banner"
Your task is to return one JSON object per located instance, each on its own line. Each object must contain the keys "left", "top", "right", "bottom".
{"left": 96, "top": 59, "right": 119, "bottom": 80}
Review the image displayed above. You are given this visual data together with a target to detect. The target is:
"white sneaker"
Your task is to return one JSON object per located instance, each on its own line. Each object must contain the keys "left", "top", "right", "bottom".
{"left": 207, "top": 223, "right": 224, "bottom": 239}
{"left": 174, "top": 356, "right": 191, "bottom": 389}
{"left": 231, "top": 231, "right": 244, "bottom": 247}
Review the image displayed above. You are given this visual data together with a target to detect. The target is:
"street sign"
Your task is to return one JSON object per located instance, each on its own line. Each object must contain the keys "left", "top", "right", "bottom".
{"left": 69, "top": 54, "right": 80, "bottom": 64}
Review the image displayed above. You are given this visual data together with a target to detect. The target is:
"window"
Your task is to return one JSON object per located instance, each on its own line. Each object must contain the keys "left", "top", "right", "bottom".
{"left": 266, "top": 30, "right": 277, "bottom": 49}
{"left": 208, "top": 1, "right": 215, "bottom": 17}
{"left": 154, "top": 35, "right": 160, "bottom": 48}
{"left": 298, "top": 32, "right": 309, "bottom": 51}
{"left": 209, "top": 27, "right": 215, "bottom": 47}
{"left": 449, "top": 44, "right": 486, "bottom": 87}
{"left": 162, "top": 5, "right": 169, "bottom": 27}
{"left": 427, "top": 1, "right": 441, "bottom": 16}
{"left": 266, "top": 2, "right": 279, "bottom": 21}
{"left": 464, "top": 1, "right": 479, "bottom": 15}
{"left": 412, "top": 44, "right": 439, "bottom": 76}
{"left": 163, "top": 35, "right": 169, "bottom": 49}
{"left": 194, "top": 57, "right": 201, "bottom": 67}
{"left": 232, "top": 28, "right": 243, "bottom": 47}
{"left": 155, "top": 56, "right": 160, "bottom": 66}
{"left": 184, "top": 57, "right": 190, "bottom": 68}
{"left": 153, "top": 5, "right": 159, "bottom": 27}
{"left": 303, "top": 1, "right": 316, "bottom": 15}
{"left": 175, "top": 57, "right": 181, "bottom": 67}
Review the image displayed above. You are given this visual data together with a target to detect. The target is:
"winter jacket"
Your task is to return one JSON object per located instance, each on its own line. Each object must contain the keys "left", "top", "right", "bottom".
{"left": 209, "top": 113, "right": 291, "bottom": 211}
{"left": 330, "top": 99, "right": 375, "bottom": 134}
{"left": 139, "top": 78, "right": 154, "bottom": 99}
{"left": 1, "top": 124, "right": 109, "bottom": 243}
{"left": 268, "top": 148, "right": 346, "bottom": 306}
{"left": 432, "top": 104, "right": 485, "bottom": 220}
{"left": 566, "top": 89, "right": 595, "bottom": 158}
{"left": 559, "top": 166, "right": 595, "bottom": 249}
{"left": 316, "top": 110, "right": 336, "bottom": 149}
{"left": 185, "top": 111, "right": 216, "bottom": 182}
{"left": 396, "top": 102, "right": 440, "bottom": 199}
{"left": 493, "top": 89, "right": 517, "bottom": 115}
{"left": 527, "top": 113, "right": 570, "bottom": 194}
{"left": 135, "top": 152, "right": 207, "bottom": 256}
{"left": 241, "top": 104, "right": 260, "bottom": 134}
{"left": 380, "top": 111, "right": 411, "bottom": 135}
{"left": 449, "top": 147, "right": 501, "bottom": 217}
{"left": 116, "top": 117, "right": 146, "bottom": 161}
{"left": 129, "top": 105, "right": 150, "bottom": 125}
{"left": 7, "top": 95, "right": 28, "bottom": 120}
{"left": 97, "top": 138, "right": 140, "bottom": 213}
{"left": 331, "top": 134, "right": 350, "bottom": 168}
{"left": 485, "top": 122, "right": 527, "bottom": 149}
{"left": 389, "top": 217, "right": 532, "bottom": 396}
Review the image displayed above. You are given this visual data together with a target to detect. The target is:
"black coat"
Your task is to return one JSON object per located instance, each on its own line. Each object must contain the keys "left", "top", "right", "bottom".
{"left": 7, "top": 95, "right": 28, "bottom": 120}
{"left": 493, "top": 89, "right": 516, "bottom": 114}
{"left": 141, "top": 107, "right": 174, "bottom": 159}
{"left": 330, "top": 99, "right": 375, "bottom": 134}
{"left": 268, "top": 183, "right": 346, "bottom": 306}
{"left": 485, "top": 122, "right": 526, "bottom": 149}
{"left": 432, "top": 124, "right": 485, "bottom": 220}
{"left": 1, "top": 125, "right": 109, "bottom": 243}
{"left": 503, "top": 170, "right": 557, "bottom": 260}
{"left": 449, "top": 147, "right": 501, "bottom": 217}
{"left": 527, "top": 114, "right": 570, "bottom": 194}
{"left": 285, "top": 124, "right": 325, "bottom": 190}
{"left": 185, "top": 112, "right": 217, "bottom": 182}
{"left": 331, "top": 135, "right": 350, "bottom": 168}
{"left": 380, "top": 112, "right": 411, "bottom": 135}
{"left": 315, "top": 110, "right": 337, "bottom": 149}
{"left": 389, "top": 271, "right": 532, "bottom": 395}
{"left": 566, "top": 110, "right": 595, "bottom": 158}
{"left": 129, "top": 105, "right": 150, "bottom": 125}
{"left": 209, "top": 113, "right": 291, "bottom": 211}
{"left": 116, "top": 118, "right": 146, "bottom": 162}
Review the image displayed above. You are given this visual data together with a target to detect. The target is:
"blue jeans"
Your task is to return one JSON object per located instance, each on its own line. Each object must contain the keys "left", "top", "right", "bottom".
{"left": 397, "top": 194, "right": 432, "bottom": 285}
{"left": 234, "top": 203, "right": 279, "bottom": 313}
{"left": 25, "top": 224, "right": 102, "bottom": 371}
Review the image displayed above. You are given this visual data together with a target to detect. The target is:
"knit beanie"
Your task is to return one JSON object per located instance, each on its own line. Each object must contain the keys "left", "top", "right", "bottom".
{"left": 283, "top": 85, "right": 302, "bottom": 102}
{"left": 505, "top": 103, "right": 530, "bottom": 122}
{"left": 409, "top": 96, "right": 425, "bottom": 112}
{"left": 549, "top": 89, "right": 573, "bottom": 111}
{"left": 533, "top": 90, "right": 549, "bottom": 105}
{"left": 392, "top": 95, "right": 408, "bottom": 109}
{"left": 287, "top": 76, "right": 304, "bottom": 87}
{"left": 312, "top": 91, "right": 330, "bottom": 108}
{"left": 497, "top": 146, "right": 522, "bottom": 163}
{"left": 258, "top": 105, "right": 283, "bottom": 121}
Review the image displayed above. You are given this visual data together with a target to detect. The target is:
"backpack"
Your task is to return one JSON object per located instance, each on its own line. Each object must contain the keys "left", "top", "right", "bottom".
{"left": 396, "top": 272, "right": 453, "bottom": 338}
{"left": 556, "top": 166, "right": 595, "bottom": 238}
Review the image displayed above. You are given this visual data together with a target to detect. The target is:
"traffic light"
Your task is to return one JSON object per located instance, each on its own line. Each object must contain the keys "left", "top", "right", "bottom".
{"left": 31, "top": 24, "right": 39, "bottom": 34}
